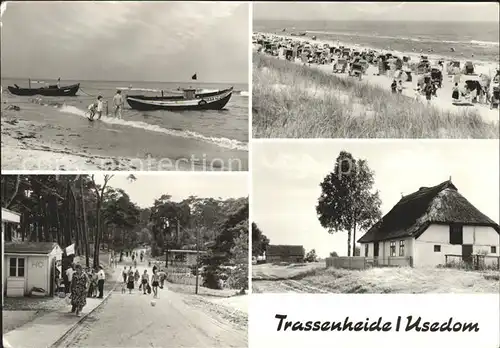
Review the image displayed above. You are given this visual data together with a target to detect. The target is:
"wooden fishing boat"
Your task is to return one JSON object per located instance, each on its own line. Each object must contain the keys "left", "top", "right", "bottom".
{"left": 7, "top": 83, "right": 80, "bottom": 97}
{"left": 125, "top": 87, "right": 233, "bottom": 111}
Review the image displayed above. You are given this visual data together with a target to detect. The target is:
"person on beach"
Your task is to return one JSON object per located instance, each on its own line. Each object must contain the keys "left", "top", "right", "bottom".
{"left": 113, "top": 90, "right": 124, "bottom": 119}
{"left": 424, "top": 83, "right": 433, "bottom": 102}
{"left": 70, "top": 264, "right": 89, "bottom": 317}
{"left": 452, "top": 83, "right": 460, "bottom": 102}
{"left": 397, "top": 80, "right": 403, "bottom": 94}
{"left": 141, "top": 270, "right": 150, "bottom": 294}
{"left": 151, "top": 269, "right": 160, "bottom": 298}
{"left": 391, "top": 80, "right": 397, "bottom": 93}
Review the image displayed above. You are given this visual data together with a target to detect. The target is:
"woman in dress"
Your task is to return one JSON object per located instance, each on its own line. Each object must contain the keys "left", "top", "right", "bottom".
{"left": 151, "top": 270, "right": 160, "bottom": 298}
{"left": 70, "top": 264, "right": 89, "bottom": 317}
{"left": 134, "top": 268, "right": 140, "bottom": 286}
{"left": 127, "top": 269, "right": 135, "bottom": 294}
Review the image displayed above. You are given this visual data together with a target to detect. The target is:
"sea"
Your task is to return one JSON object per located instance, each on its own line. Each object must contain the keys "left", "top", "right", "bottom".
{"left": 254, "top": 20, "right": 500, "bottom": 63}
{"left": 1, "top": 78, "right": 249, "bottom": 151}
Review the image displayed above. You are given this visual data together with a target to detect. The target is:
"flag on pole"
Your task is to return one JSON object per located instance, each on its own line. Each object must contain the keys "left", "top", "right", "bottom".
{"left": 191, "top": 73, "right": 197, "bottom": 80}
{"left": 65, "top": 243, "right": 75, "bottom": 256}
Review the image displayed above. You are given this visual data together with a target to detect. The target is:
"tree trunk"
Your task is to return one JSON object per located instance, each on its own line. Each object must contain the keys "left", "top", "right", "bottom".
{"left": 93, "top": 201, "right": 101, "bottom": 268}
{"left": 347, "top": 229, "right": 352, "bottom": 257}
{"left": 80, "top": 179, "right": 90, "bottom": 268}
{"left": 352, "top": 221, "right": 357, "bottom": 256}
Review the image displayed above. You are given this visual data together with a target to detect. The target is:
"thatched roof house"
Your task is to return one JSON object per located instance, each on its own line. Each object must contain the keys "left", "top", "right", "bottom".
{"left": 358, "top": 180, "right": 499, "bottom": 267}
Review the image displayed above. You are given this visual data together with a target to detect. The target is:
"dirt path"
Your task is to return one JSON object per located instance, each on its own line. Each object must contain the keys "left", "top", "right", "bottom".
{"left": 54, "top": 285, "right": 247, "bottom": 348}
{"left": 54, "top": 258, "right": 246, "bottom": 348}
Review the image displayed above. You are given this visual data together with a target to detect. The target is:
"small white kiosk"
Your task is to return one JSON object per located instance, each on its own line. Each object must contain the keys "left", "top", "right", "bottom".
{"left": 2, "top": 208, "right": 21, "bottom": 306}
{"left": 3, "top": 242, "right": 63, "bottom": 298}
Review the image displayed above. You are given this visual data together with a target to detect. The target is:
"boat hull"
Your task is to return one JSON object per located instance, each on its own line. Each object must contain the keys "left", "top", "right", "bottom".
{"left": 7, "top": 83, "right": 80, "bottom": 97}
{"left": 126, "top": 87, "right": 233, "bottom": 111}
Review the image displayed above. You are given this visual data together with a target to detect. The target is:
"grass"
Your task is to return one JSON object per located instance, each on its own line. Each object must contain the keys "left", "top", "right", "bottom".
{"left": 255, "top": 265, "right": 500, "bottom": 293}
{"left": 252, "top": 53, "right": 499, "bottom": 138}
{"left": 252, "top": 262, "right": 325, "bottom": 280}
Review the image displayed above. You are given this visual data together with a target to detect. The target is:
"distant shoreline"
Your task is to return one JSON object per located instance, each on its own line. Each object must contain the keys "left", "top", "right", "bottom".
{"left": 1, "top": 77, "right": 248, "bottom": 86}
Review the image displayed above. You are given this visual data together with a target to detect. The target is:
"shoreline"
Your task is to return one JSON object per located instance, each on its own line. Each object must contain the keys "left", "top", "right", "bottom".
{"left": 1, "top": 113, "right": 247, "bottom": 171}
{"left": 255, "top": 31, "right": 500, "bottom": 66}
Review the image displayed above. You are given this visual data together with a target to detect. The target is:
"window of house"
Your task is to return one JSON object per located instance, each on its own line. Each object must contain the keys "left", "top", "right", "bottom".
{"left": 492, "top": 246, "right": 497, "bottom": 254}
{"left": 364, "top": 244, "right": 369, "bottom": 257}
{"left": 434, "top": 245, "right": 441, "bottom": 252}
{"left": 449, "top": 224, "right": 463, "bottom": 245}
{"left": 399, "top": 240, "right": 405, "bottom": 256}
{"left": 9, "top": 257, "right": 25, "bottom": 277}
{"left": 390, "top": 241, "right": 396, "bottom": 257}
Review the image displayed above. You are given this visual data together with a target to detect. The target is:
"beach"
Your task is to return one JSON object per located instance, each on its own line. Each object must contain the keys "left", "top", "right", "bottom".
{"left": 252, "top": 24, "right": 499, "bottom": 138}
{"left": 1, "top": 80, "right": 249, "bottom": 171}
{"left": 257, "top": 32, "right": 499, "bottom": 125}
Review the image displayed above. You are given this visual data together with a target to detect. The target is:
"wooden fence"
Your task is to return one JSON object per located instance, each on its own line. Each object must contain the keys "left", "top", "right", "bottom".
{"left": 326, "top": 256, "right": 413, "bottom": 270}
{"left": 445, "top": 254, "right": 500, "bottom": 271}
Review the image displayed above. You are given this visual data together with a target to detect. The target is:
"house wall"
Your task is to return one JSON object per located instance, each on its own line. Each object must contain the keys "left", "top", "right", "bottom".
{"left": 415, "top": 224, "right": 499, "bottom": 267}
{"left": 27, "top": 255, "right": 49, "bottom": 294}
{"left": 361, "top": 238, "right": 414, "bottom": 266}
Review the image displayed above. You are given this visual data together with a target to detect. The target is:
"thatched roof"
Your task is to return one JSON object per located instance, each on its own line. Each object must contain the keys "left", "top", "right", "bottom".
{"left": 267, "top": 245, "right": 305, "bottom": 257}
{"left": 5, "top": 242, "right": 59, "bottom": 254}
{"left": 358, "top": 180, "right": 500, "bottom": 243}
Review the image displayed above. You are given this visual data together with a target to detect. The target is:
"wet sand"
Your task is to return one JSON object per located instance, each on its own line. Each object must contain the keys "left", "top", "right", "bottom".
{"left": 1, "top": 101, "right": 248, "bottom": 171}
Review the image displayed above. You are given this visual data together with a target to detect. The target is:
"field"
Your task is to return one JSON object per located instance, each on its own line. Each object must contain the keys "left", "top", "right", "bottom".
{"left": 252, "top": 263, "right": 500, "bottom": 294}
{"left": 252, "top": 53, "right": 499, "bottom": 139}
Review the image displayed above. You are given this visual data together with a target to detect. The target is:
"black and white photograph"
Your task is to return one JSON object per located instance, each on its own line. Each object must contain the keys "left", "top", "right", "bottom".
{"left": 2, "top": 174, "right": 248, "bottom": 348}
{"left": 252, "top": 2, "right": 499, "bottom": 138}
{"left": 251, "top": 140, "right": 500, "bottom": 294}
{"left": 1, "top": 1, "right": 249, "bottom": 171}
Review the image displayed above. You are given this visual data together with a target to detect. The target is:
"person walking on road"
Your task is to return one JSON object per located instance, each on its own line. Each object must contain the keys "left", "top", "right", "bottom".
{"left": 126, "top": 270, "right": 135, "bottom": 294}
{"left": 65, "top": 264, "right": 74, "bottom": 294}
{"left": 141, "top": 270, "right": 149, "bottom": 294}
{"left": 158, "top": 269, "right": 166, "bottom": 289}
{"left": 134, "top": 268, "right": 140, "bottom": 286}
{"left": 151, "top": 269, "right": 160, "bottom": 298}
{"left": 97, "top": 266, "right": 105, "bottom": 299}
{"left": 70, "top": 264, "right": 89, "bottom": 317}
{"left": 122, "top": 266, "right": 127, "bottom": 283}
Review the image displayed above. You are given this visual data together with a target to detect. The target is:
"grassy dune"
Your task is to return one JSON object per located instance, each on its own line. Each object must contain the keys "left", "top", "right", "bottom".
{"left": 252, "top": 53, "right": 499, "bottom": 138}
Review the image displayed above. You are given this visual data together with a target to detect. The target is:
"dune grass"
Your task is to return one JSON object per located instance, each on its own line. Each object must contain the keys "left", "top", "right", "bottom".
{"left": 301, "top": 267, "right": 500, "bottom": 293}
{"left": 252, "top": 53, "right": 499, "bottom": 138}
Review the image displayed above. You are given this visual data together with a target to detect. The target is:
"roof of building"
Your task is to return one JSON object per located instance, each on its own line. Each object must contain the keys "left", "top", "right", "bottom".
{"left": 266, "top": 245, "right": 305, "bottom": 256}
{"left": 169, "top": 249, "right": 206, "bottom": 254}
{"left": 4, "top": 242, "right": 59, "bottom": 255}
{"left": 358, "top": 180, "right": 500, "bottom": 243}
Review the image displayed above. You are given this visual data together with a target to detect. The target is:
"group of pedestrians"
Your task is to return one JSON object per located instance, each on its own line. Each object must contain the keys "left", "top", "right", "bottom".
{"left": 122, "top": 264, "right": 166, "bottom": 298}
{"left": 64, "top": 263, "right": 106, "bottom": 317}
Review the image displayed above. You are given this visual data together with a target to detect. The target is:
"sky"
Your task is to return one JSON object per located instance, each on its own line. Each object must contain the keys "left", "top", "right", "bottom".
{"left": 94, "top": 173, "right": 248, "bottom": 208}
{"left": 253, "top": 2, "right": 500, "bottom": 22}
{"left": 0, "top": 2, "right": 249, "bottom": 83}
{"left": 252, "top": 140, "right": 500, "bottom": 258}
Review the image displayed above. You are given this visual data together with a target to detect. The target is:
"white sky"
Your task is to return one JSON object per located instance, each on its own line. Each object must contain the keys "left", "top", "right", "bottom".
{"left": 94, "top": 173, "right": 248, "bottom": 208}
{"left": 252, "top": 140, "right": 500, "bottom": 258}
{"left": 1, "top": 1, "right": 249, "bottom": 83}
{"left": 253, "top": 2, "right": 500, "bottom": 22}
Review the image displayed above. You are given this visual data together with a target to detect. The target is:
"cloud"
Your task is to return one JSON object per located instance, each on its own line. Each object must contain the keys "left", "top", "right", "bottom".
{"left": 1, "top": 2, "right": 249, "bottom": 82}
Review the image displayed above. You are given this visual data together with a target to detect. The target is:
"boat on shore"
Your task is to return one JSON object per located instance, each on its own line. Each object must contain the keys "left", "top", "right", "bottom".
{"left": 7, "top": 83, "right": 80, "bottom": 97}
{"left": 125, "top": 87, "right": 233, "bottom": 111}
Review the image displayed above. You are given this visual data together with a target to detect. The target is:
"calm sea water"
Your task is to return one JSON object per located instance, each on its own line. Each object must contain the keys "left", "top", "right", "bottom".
{"left": 254, "top": 20, "right": 500, "bottom": 62}
{"left": 1, "top": 79, "right": 249, "bottom": 148}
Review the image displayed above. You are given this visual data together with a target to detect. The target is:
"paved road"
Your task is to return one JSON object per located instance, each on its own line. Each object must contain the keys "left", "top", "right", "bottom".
{"left": 55, "top": 260, "right": 247, "bottom": 348}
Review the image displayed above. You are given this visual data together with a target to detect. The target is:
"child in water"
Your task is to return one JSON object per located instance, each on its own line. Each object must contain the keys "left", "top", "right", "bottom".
{"left": 87, "top": 96, "right": 105, "bottom": 120}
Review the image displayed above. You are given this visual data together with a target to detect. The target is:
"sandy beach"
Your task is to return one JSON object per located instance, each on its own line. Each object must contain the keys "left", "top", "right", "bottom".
{"left": 255, "top": 32, "right": 499, "bottom": 125}
{"left": 1, "top": 98, "right": 248, "bottom": 171}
